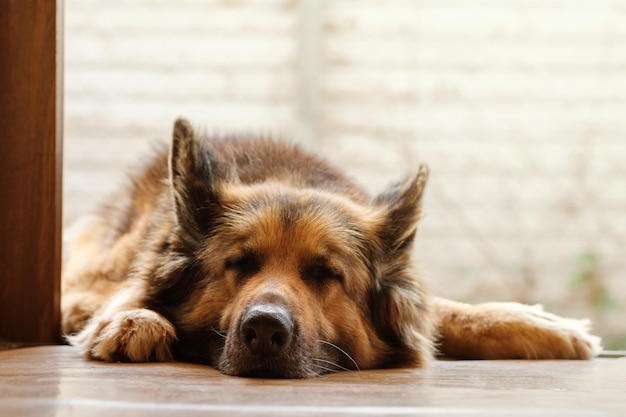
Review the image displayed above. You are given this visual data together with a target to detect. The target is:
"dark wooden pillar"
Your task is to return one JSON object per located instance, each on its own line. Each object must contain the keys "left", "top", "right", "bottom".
{"left": 0, "top": 0, "right": 63, "bottom": 343}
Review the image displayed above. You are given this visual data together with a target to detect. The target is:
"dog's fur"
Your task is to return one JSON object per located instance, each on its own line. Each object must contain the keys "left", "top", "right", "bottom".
{"left": 62, "top": 118, "right": 602, "bottom": 378}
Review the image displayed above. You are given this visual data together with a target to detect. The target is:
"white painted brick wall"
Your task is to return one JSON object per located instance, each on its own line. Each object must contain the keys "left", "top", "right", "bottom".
{"left": 64, "top": 0, "right": 626, "bottom": 347}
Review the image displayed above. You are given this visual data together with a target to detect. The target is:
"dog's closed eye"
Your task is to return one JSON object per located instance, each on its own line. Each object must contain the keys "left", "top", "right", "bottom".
{"left": 225, "top": 253, "right": 261, "bottom": 279}
{"left": 301, "top": 262, "right": 343, "bottom": 285}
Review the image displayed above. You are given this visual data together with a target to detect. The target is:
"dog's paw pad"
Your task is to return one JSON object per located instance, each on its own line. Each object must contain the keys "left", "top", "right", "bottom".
{"left": 84, "top": 309, "right": 176, "bottom": 362}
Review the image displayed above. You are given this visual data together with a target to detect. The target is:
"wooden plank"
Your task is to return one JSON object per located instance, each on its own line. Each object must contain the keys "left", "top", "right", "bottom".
{"left": 0, "top": 0, "right": 63, "bottom": 343}
{"left": 1, "top": 346, "right": 625, "bottom": 416}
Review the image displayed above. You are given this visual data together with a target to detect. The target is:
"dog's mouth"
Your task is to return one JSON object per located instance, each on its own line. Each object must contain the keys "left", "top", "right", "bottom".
{"left": 219, "top": 348, "right": 316, "bottom": 379}
{"left": 239, "top": 368, "right": 282, "bottom": 379}
{"left": 221, "top": 356, "right": 321, "bottom": 379}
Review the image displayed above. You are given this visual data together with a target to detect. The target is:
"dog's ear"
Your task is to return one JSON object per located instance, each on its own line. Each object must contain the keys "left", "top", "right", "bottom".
{"left": 369, "top": 165, "right": 434, "bottom": 366}
{"left": 169, "top": 118, "right": 228, "bottom": 245}
{"left": 374, "top": 165, "right": 429, "bottom": 255}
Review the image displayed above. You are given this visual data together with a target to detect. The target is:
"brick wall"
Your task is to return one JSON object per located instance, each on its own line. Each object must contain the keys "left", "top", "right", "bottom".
{"left": 64, "top": 0, "right": 626, "bottom": 347}
{"left": 65, "top": 0, "right": 298, "bottom": 219}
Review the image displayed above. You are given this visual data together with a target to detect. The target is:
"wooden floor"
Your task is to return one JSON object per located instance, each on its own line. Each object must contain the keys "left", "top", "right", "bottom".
{"left": 0, "top": 346, "right": 624, "bottom": 417}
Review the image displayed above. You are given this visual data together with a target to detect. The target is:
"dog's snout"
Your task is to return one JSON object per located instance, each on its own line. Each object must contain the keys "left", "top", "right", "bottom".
{"left": 240, "top": 304, "right": 293, "bottom": 357}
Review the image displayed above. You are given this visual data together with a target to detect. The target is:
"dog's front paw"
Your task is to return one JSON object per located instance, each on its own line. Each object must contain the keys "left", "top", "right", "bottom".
{"left": 479, "top": 302, "right": 603, "bottom": 360}
{"left": 67, "top": 309, "right": 177, "bottom": 362}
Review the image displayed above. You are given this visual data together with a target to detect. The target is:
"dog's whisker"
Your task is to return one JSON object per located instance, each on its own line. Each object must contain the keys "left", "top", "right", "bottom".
{"left": 310, "top": 363, "right": 340, "bottom": 374}
{"left": 309, "top": 369, "right": 322, "bottom": 378}
{"left": 316, "top": 339, "right": 361, "bottom": 372}
{"left": 313, "top": 357, "right": 351, "bottom": 372}
{"left": 211, "top": 327, "right": 227, "bottom": 339}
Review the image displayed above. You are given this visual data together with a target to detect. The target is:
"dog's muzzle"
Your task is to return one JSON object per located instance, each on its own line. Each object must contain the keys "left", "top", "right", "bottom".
{"left": 240, "top": 304, "right": 294, "bottom": 358}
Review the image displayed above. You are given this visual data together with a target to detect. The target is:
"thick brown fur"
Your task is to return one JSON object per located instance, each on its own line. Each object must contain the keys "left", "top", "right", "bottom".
{"left": 62, "top": 118, "right": 602, "bottom": 378}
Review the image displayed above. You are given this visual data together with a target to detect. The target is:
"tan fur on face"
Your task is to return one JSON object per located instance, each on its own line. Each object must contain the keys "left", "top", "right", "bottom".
{"left": 62, "top": 117, "right": 601, "bottom": 378}
{"left": 175, "top": 184, "right": 393, "bottom": 376}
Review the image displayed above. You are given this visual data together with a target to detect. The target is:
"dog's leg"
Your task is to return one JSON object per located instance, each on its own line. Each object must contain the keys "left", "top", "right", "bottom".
{"left": 66, "top": 282, "right": 176, "bottom": 362}
{"left": 433, "top": 297, "right": 602, "bottom": 360}
{"left": 62, "top": 214, "right": 144, "bottom": 336}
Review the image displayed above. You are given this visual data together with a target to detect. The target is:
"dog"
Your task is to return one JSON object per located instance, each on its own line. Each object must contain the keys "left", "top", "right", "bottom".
{"left": 62, "top": 118, "right": 602, "bottom": 378}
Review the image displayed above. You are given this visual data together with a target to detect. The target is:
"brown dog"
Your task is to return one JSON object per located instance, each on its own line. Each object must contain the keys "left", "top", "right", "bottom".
{"left": 62, "top": 118, "right": 601, "bottom": 378}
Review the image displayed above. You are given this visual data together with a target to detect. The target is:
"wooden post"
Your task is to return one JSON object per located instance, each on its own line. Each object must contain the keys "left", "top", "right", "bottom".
{"left": 0, "top": 0, "right": 63, "bottom": 343}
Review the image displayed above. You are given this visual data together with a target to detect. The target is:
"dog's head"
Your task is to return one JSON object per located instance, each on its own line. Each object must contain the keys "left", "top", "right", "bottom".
{"left": 146, "top": 119, "right": 435, "bottom": 378}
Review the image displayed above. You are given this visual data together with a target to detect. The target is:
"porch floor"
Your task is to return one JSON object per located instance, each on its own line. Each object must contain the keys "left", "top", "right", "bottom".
{"left": 0, "top": 346, "right": 624, "bottom": 416}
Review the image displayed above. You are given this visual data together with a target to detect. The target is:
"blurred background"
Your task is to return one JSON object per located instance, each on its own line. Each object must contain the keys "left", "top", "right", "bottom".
{"left": 64, "top": 0, "right": 626, "bottom": 349}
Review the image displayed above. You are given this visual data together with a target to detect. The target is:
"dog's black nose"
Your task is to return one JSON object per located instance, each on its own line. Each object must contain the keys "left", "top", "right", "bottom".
{"left": 240, "top": 304, "right": 293, "bottom": 357}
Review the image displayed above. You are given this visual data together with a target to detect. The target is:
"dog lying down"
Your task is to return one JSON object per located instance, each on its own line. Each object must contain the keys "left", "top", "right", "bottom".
{"left": 62, "top": 118, "right": 602, "bottom": 378}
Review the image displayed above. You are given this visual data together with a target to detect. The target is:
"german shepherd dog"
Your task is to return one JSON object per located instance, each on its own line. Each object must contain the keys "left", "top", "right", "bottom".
{"left": 62, "top": 118, "right": 602, "bottom": 378}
